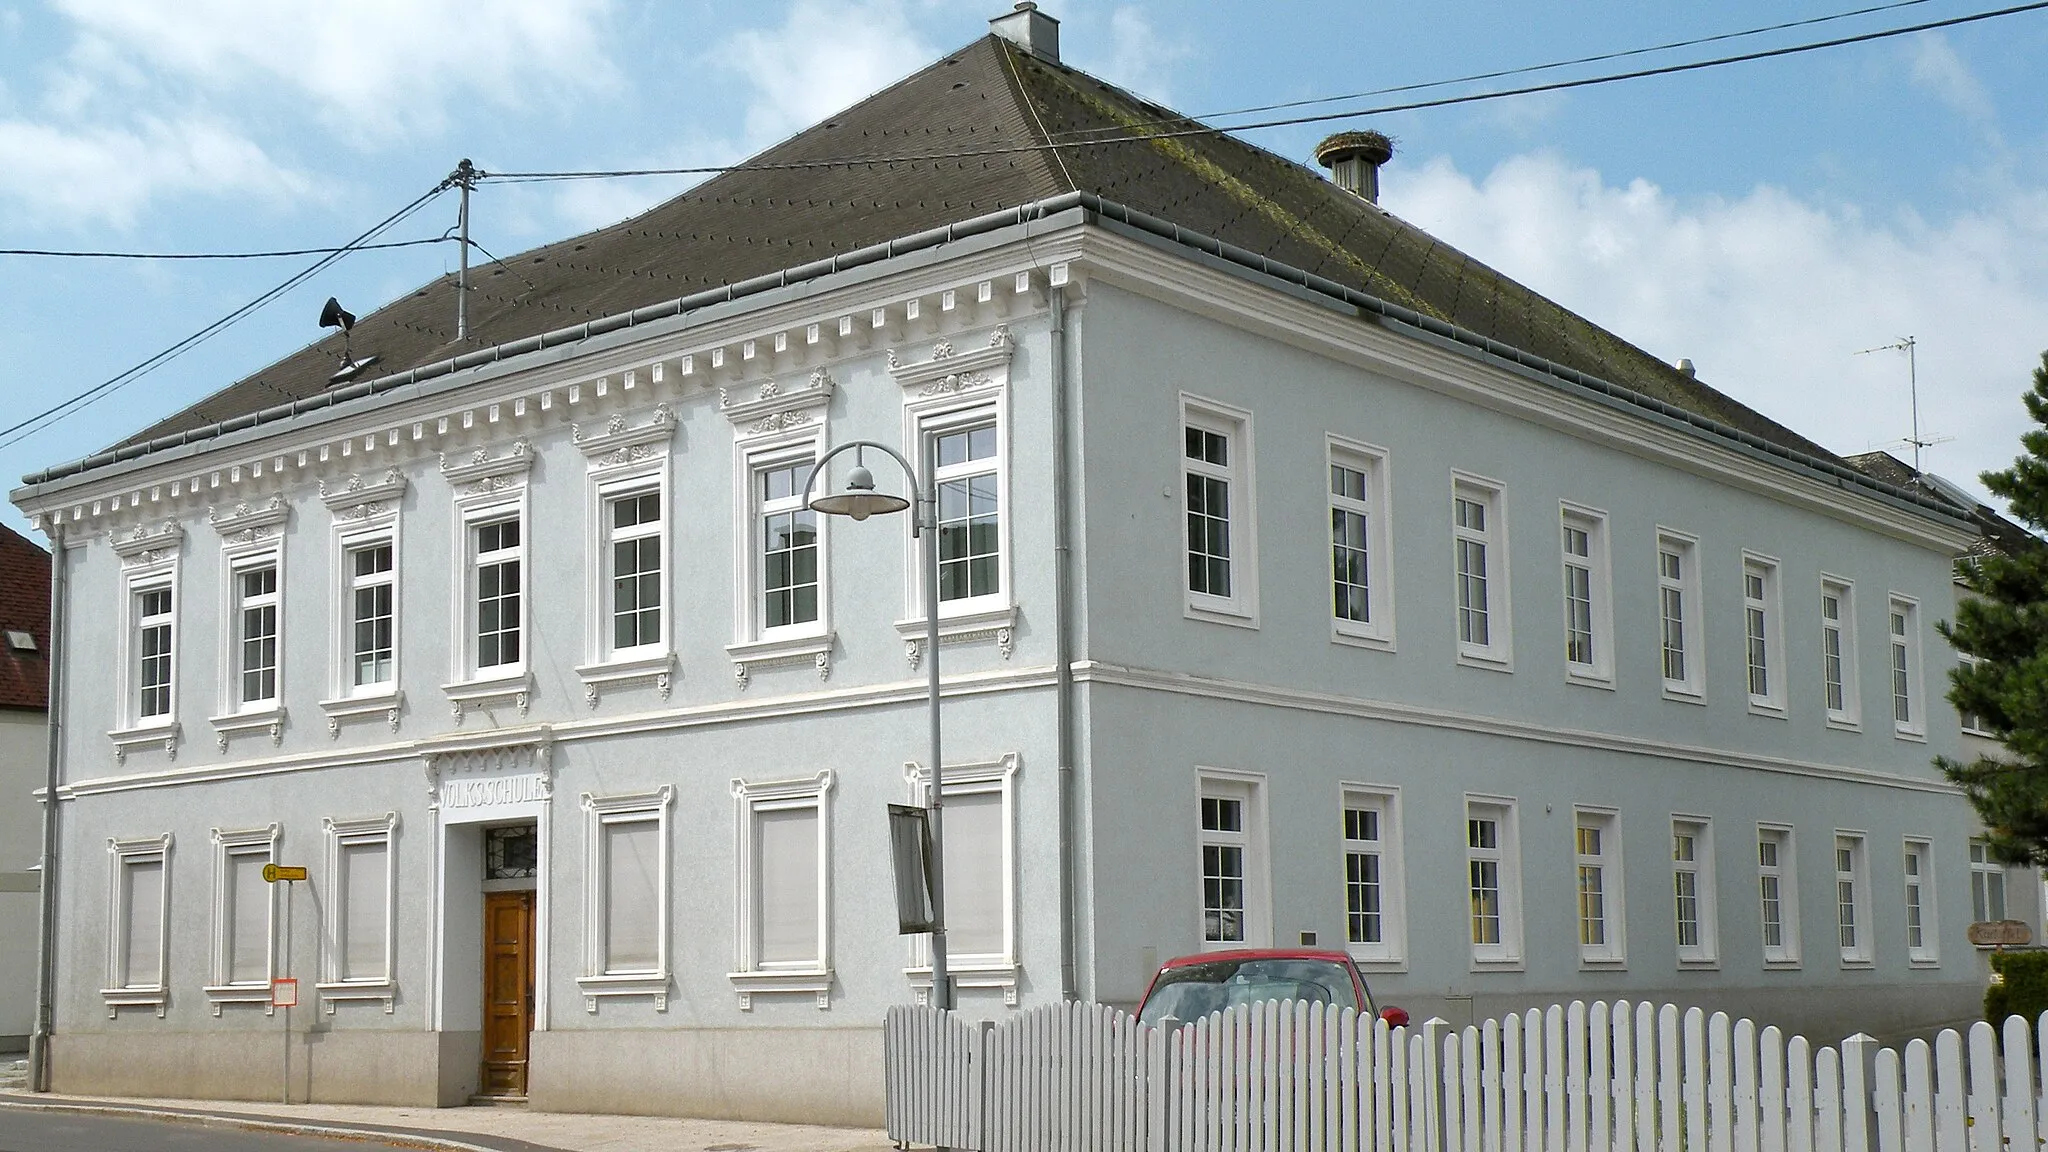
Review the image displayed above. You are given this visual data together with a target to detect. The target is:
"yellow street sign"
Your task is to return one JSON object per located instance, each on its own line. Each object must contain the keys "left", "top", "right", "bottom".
{"left": 262, "top": 864, "right": 308, "bottom": 883}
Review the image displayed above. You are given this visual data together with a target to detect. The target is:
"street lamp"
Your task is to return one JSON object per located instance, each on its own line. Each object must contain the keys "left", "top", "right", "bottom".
{"left": 804, "top": 441, "right": 952, "bottom": 1011}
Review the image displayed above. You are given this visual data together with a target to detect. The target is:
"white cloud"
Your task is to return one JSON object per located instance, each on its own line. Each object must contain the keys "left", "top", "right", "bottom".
{"left": 1101, "top": 7, "right": 1189, "bottom": 106}
{"left": 50, "top": 0, "right": 617, "bottom": 139}
{"left": 721, "top": 0, "right": 941, "bottom": 147}
{"left": 0, "top": 116, "right": 308, "bottom": 227}
{"left": 1907, "top": 33, "right": 1996, "bottom": 127}
{"left": 1382, "top": 152, "right": 2048, "bottom": 501}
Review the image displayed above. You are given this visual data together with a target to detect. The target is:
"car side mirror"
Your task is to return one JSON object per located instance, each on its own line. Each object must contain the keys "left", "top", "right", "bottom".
{"left": 1379, "top": 1006, "right": 1410, "bottom": 1028}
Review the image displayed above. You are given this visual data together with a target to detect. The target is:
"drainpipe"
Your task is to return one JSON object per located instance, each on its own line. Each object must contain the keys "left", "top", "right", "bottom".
{"left": 29, "top": 526, "right": 67, "bottom": 1093}
{"left": 1049, "top": 284, "right": 1078, "bottom": 1002}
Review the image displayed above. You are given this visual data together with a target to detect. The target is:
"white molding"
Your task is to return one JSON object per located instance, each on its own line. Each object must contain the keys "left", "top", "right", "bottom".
{"left": 209, "top": 705, "right": 285, "bottom": 752}
{"left": 573, "top": 402, "right": 676, "bottom": 464}
{"left": 439, "top": 439, "right": 534, "bottom": 490}
{"left": 902, "top": 752, "right": 1022, "bottom": 1005}
{"left": 721, "top": 367, "right": 835, "bottom": 433}
{"left": 205, "top": 823, "right": 280, "bottom": 1015}
{"left": 319, "top": 469, "right": 408, "bottom": 517}
{"left": 318, "top": 811, "right": 400, "bottom": 1014}
{"left": 103, "top": 832, "right": 173, "bottom": 1017}
{"left": 319, "top": 690, "right": 403, "bottom": 739}
{"left": 886, "top": 325, "right": 1013, "bottom": 390}
{"left": 578, "top": 786, "right": 674, "bottom": 1012}
{"left": 896, "top": 605, "right": 1017, "bottom": 669}
{"left": 728, "top": 769, "right": 835, "bottom": 1010}
{"left": 110, "top": 519, "right": 184, "bottom": 563}
{"left": 725, "top": 632, "right": 835, "bottom": 690}
{"left": 207, "top": 495, "right": 290, "bottom": 544}
{"left": 108, "top": 720, "right": 180, "bottom": 765}
{"left": 442, "top": 670, "right": 534, "bottom": 723}
{"left": 574, "top": 652, "right": 676, "bottom": 708}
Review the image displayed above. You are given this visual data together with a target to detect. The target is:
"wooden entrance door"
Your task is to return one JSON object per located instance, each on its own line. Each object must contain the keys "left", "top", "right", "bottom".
{"left": 480, "top": 890, "right": 536, "bottom": 1097}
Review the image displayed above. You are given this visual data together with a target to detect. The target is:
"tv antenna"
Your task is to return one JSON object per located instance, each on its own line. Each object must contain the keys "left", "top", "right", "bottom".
{"left": 1856, "top": 335, "right": 1950, "bottom": 474}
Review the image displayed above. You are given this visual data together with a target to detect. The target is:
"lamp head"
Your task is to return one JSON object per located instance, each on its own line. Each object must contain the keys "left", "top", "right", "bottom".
{"left": 809, "top": 463, "right": 910, "bottom": 521}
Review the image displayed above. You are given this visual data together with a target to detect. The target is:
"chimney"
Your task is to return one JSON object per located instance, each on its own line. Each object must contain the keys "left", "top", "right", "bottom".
{"left": 1676, "top": 358, "right": 1697, "bottom": 378}
{"left": 1314, "top": 130, "right": 1394, "bottom": 203}
{"left": 991, "top": 2, "right": 1059, "bottom": 62}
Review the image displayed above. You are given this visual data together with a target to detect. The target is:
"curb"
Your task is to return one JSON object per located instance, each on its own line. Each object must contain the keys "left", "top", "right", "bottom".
{"left": 0, "top": 1096, "right": 558, "bottom": 1152}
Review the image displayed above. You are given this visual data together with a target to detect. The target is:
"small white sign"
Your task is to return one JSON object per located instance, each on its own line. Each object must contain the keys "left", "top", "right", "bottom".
{"left": 271, "top": 978, "right": 298, "bottom": 1008}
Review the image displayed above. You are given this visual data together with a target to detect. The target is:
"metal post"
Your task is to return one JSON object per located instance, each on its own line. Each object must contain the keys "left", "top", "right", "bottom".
{"left": 28, "top": 526, "right": 67, "bottom": 1093}
{"left": 454, "top": 159, "right": 475, "bottom": 342}
{"left": 921, "top": 436, "right": 951, "bottom": 1014}
{"left": 281, "top": 880, "right": 293, "bottom": 1105}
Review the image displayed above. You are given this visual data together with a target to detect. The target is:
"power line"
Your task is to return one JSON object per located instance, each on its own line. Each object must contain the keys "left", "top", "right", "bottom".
{"left": 0, "top": 185, "right": 452, "bottom": 451}
{"left": 482, "top": 0, "right": 2048, "bottom": 184}
{"left": 0, "top": 236, "right": 455, "bottom": 260}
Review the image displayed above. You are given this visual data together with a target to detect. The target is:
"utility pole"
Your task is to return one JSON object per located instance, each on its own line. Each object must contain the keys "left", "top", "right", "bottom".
{"left": 451, "top": 159, "right": 477, "bottom": 342}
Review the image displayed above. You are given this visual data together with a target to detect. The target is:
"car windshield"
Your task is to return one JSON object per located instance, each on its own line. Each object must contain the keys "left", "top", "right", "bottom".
{"left": 1138, "top": 957, "right": 1361, "bottom": 1026}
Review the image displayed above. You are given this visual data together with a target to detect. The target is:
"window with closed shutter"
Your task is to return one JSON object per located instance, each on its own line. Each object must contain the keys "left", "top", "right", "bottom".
{"left": 228, "top": 852, "right": 269, "bottom": 984}
{"left": 942, "top": 791, "right": 1005, "bottom": 958}
{"left": 340, "top": 839, "right": 388, "bottom": 981}
{"left": 604, "top": 820, "right": 661, "bottom": 974}
{"left": 755, "top": 806, "right": 820, "bottom": 967}
{"left": 123, "top": 858, "right": 164, "bottom": 989}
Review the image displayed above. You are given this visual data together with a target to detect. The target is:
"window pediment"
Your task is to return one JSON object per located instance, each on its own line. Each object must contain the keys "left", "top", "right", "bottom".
{"left": 888, "top": 326, "right": 1012, "bottom": 393}
{"left": 111, "top": 519, "right": 183, "bottom": 566}
{"left": 207, "top": 496, "right": 290, "bottom": 544}
{"left": 319, "top": 469, "right": 408, "bottom": 519}
{"left": 574, "top": 403, "right": 676, "bottom": 468}
{"left": 722, "top": 367, "right": 835, "bottom": 436}
{"left": 440, "top": 440, "right": 533, "bottom": 494}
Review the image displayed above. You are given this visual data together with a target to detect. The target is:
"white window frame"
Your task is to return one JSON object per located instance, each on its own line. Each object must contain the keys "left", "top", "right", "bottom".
{"left": 904, "top": 753, "right": 1022, "bottom": 1004}
{"left": 1902, "top": 837, "right": 1938, "bottom": 966}
{"left": 1820, "top": 576, "right": 1860, "bottom": 730}
{"left": 1757, "top": 824, "right": 1800, "bottom": 967}
{"left": 1198, "top": 768, "right": 1270, "bottom": 950}
{"left": 441, "top": 442, "right": 535, "bottom": 717}
{"left": 205, "top": 823, "right": 279, "bottom": 1012}
{"left": 1327, "top": 437, "right": 1394, "bottom": 651}
{"left": 103, "top": 832, "right": 173, "bottom": 1017}
{"left": 1969, "top": 838, "right": 2007, "bottom": 928}
{"left": 1835, "top": 832, "right": 1873, "bottom": 967}
{"left": 318, "top": 811, "right": 400, "bottom": 1013}
{"left": 1742, "top": 553, "right": 1786, "bottom": 716}
{"left": 1889, "top": 594, "right": 1926, "bottom": 739}
{"left": 726, "top": 422, "right": 836, "bottom": 686}
{"left": 208, "top": 538, "right": 287, "bottom": 752}
{"left": 577, "top": 786, "right": 673, "bottom": 1011}
{"left": 110, "top": 526, "right": 184, "bottom": 761}
{"left": 1672, "top": 817, "right": 1718, "bottom": 967}
{"left": 1181, "top": 394, "right": 1259, "bottom": 628}
{"left": 1574, "top": 807, "right": 1625, "bottom": 966}
{"left": 1451, "top": 474, "right": 1511, "bottom": 670}
{"left": 1957, "top": 656, "right": 1991, "bottom": 737}
{"left": 1340, "top": 784, "right": 1406, "bottom": 968}
{"left": 1560, "top": 503, "right": 1614, "bottom": 686}
{"left": 728, "top": 770, "right": 834, "bottom": 1009}
{"left": 571, "top": 406, "right": 676, "bottom": 705}
{"left": 1465, "top": 796, "right": 1523, "bottom": 968}
{"left": 1656, "top": 530, "right": 1704, "bottom": 702}
{"left": 905, "top": 395, "right": 1013, "bottom": 622}
{"left": 321, "top": 469, "right": 406, "bottom": 736}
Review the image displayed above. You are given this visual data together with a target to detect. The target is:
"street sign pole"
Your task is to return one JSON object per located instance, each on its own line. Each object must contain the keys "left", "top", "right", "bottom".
{"left": 282, "top": 878, "right": 292, "bottom": 1105}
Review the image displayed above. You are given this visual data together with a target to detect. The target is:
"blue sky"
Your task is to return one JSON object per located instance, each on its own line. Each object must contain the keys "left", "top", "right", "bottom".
{"left": 3, "top": 0, "right": 2046, "bottom": 538}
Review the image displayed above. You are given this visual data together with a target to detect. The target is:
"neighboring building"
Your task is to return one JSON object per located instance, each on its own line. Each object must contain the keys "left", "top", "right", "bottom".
{"left": 0, "top": 525, "right": 51, "bottom": 1054}
{"left": 9, "top": 6, "right": 1993, "bottom": 1122}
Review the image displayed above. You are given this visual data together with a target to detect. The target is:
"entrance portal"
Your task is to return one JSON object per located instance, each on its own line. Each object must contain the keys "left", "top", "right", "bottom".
{"left": 480, "top": 889, "right": 535, "bottom": 1097}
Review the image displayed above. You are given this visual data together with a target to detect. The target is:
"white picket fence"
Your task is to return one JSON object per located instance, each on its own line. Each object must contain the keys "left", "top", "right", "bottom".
{"left": 884, "top": 998, "right": 2048, "bottom": 1152}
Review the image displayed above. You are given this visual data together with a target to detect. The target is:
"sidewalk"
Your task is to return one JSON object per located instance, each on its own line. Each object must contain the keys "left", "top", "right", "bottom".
{"left": 0, "top": 1084, "right": 898, "bottom": 1152}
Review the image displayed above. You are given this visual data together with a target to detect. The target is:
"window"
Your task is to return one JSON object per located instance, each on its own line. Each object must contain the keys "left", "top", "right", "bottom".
{"left": 1903, "top": 839, "right": 1937, "bottom": 964}
{"left": 473, "top": 517, "right": 523, "bottom": 671}
{"left": 1181, "top": 396, "right": 1257, "bottom": 625}
{"left": 347, "top": 542, "right": 395, "bottom": 690}
{"left": 578, "top": 788, "right": 672, "bottom": 1009}
{"left": 1970, "top": 838, "right": 2006, "bottom": 925}
{"left": 1672, "top": 819, "right": 1718, "bottom": 965}
{"left": 1341, "top": 787, "right": 1404, "bottom": 964}
{"left": 1835, "top": 834, "right": 1871, "bottom": 965}
{"left": 729, "top": 771, "right": 833, "bottom": 1008}
{"left": 1466, "top": 798, "right": 1522, "bottom": 965}
{"left": 136, "top": 584, "right": 175, "bottom": 721}
{"left": 1198, "top": 773, "right": 1266, "bottom": 949}
{"left": 576, "top": 406, "right": 677, "bottom": 703}
{"left": 892, "top": 359, "right": 1016, "bottom": 659}
{"left": 1575, "top": 810, "right": 1624, "bottom": 963}
{"left": 1328, "top": 439, "right": 1393, "bottom": 648}
{"left": 232, "top": 563, "right": 280, "bottom": 708}
{"left": 1890, "top": 597, "right": 1924, "bottom": 737}
{"left": 1820, "top": 579, "right": 1858, "bottom": 726}
{"left": 1957, "top": 657, "right": 1989, "bottom": 736}
{"left": 105, "top": 833, "right": 173, "bottom": 1016}
{"left": 1560, "top": 505, "right": 1612, "bottom": 682}
{"left": 933, "top": 422, "right": 1002, "bottom": 606}
{"left": 1452, "top": 477, "right": 1510, "bottom": 667}
{"left": 320, "top": 812, "right": 399, "bottom": 1012}
{"left": 1743, "top": 556, "right": 1784, "bottom": 713}
{"left": 206, "top": 825, "right": 277, "bottom": 1010}
{"left": 726, "top": 424, "right": 833, "bottom": 686}
{"left": 758, "top": 461, "right": 820, "bottom": 632}
{"left": 1657, "top": 533, "right": 1702, "bottom": 697}
{"left": 605, "top": 489, "right": 664, "bottom": 655}
{"left": 905, "top": 754, "right": 1021, "bottom": 1001}
{"left": 1757, "top": 826, "right": 1799, "bottom": 965}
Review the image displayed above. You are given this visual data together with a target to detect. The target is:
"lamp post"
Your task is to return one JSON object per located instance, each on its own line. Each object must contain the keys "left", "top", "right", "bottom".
{"left": 804, "top": 441, "right": 952, "bottom": 1011}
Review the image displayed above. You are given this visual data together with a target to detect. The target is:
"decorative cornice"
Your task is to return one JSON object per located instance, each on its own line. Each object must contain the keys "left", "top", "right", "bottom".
{"left": 439, "top": 440, "right": 533, "bottom": 492}
{"left": 415, "top": 722, "right": 555, "bottom": 765}
{"left": 722, "top": 367, "right": 835, "bottom": 432}
{"left": 573, "top": 403, "right": 676, "bottom": 467}
{"left": 318, "top": 469, "right": 408, "bottom": 516}
{"left": 889, "top": 326, "right": 1012, "bottom": 391}
{"left": 207, "top": 496, "right": 290, "bottom": 543}
{"left": 110, "top": 520, "right": 183, "bottom": 564}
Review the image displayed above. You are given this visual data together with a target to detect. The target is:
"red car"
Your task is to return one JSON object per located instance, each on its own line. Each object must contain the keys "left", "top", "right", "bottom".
{"left": 1135, "top": 948, "right": 1409, "bottom": 1029}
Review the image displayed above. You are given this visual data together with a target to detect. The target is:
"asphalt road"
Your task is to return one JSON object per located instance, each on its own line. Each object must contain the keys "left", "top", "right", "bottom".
{"left": 0, "top": 1110, "right": 381, "bottom": 1152}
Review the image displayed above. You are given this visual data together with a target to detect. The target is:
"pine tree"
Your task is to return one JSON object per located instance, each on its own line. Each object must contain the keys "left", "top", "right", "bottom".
{"left": 1941, "top": 351, "right": 2048, "bottom": 865}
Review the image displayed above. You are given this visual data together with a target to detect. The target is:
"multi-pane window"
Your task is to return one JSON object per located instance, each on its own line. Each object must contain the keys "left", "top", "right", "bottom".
{"left": 1185, "top": 426, "right": 1234, "bottom": 600}
{"left": 606, "top": 490, "right": 663, "bottom": 653}
{"left": 1957, "top": 656, "right": 1989, "bottom": 735}
{"left": 1575, "top": 813, "right": 1623, "bottom": 961}
{"left": 1453, "top": 480, "right": 1508, "bottom": 664}
{"left": 1890, "top": 598, "right": 1923, "bottom": 735}
{"left": 1560, "top": 507, "right": 1610, "bottom": 680}
{"left": 1201, "top": 794, "right": 1246, "bottom": 945}
{"left": 1903, "top": 839, "right": 1936, "bottom": 963}
{"left": 1673, "top": 819, "right": 1717, "bottom": 964}
{"left": 1181, "top": 401, "right": 1256, "bottom": 623}
{"left": 1657, "top": 535, "right": 1701, "bottom": 695}
{"left": 473, "top": 518, "right": 523, "bottom": 670}
{"left": 136, "top": 585, "right": 174, "bottom": 720}
{"left": 1970, "top": 838, "right": 2006, "bottom": 923}
{"left": 1466, "top": 799, "right": 1520, "bottom": 962}
{"left": 235, "top": 564, "right": 279, "bottom": 706}
{"left": 1743, "top": 557, "right": 1782, "bottom": 710}
{"left": 1836, "top": 835, "right": 1870, "bottom": 964}
{"left": 1332, "top": 464, "right": 1371, "bottom": 624}
{"left": 934, "top": 423, "right": 1001, "bottom": 604}
{"left": 1758, "top": 827, "right": 1799, "bottom": 964}
{"left": 347, "top": 542, "right": 395, "bottom": 690}
{"left": 758, "top": 461, "right": 820, "bottom": 631}
{"left": 1821, "top": 580, "right": 1857, "bottom": 724}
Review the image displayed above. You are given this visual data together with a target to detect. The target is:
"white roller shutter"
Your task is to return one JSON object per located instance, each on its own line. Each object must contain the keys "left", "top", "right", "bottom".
{"left": 341, "top": 840, "right": 389, "bottom": 981}
{"left": 228, "top": 852, "right": 270, "bottom": 984}
{"left": 755, "top": 806, "right": 819, "bottom": 966}
{"left": 604, "top": 820, "right": 661, "bottom": 973}
{"left": 943, "top": 791, "right": 1005, "bottom": 958}
{"left": 123, "top": 859, "right": 163, "bottom": 989}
